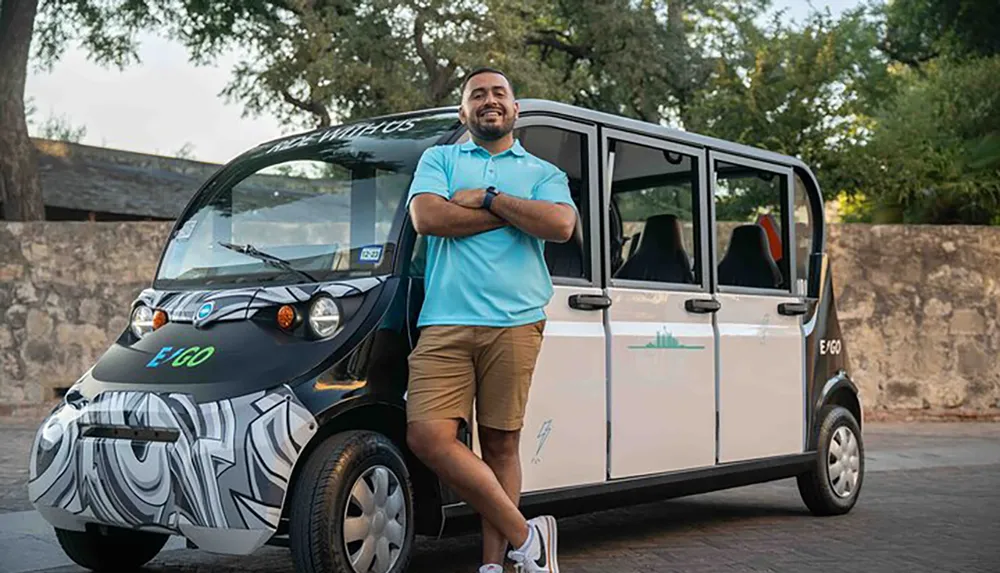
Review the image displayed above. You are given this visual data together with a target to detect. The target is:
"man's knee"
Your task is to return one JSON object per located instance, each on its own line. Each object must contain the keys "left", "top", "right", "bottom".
{"left": 479, "top": 427, "right": 521, "bottom": 462}
{"left": 406, "top": 420, "right": 456, "bottom": 463}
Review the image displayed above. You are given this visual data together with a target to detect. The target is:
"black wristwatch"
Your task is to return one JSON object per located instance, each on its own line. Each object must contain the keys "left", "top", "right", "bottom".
{"left": 482, "top": 186, "right": 499, "bottom": 211}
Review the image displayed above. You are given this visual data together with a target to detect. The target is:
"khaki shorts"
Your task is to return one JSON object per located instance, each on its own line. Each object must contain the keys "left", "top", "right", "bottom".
{"left": 406, "top": 320, "right": 545, "bottom": 431}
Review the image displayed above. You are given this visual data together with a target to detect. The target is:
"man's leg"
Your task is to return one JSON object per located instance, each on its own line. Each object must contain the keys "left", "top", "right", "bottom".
{"left": 478, "top": 426, "right": 523, "bottom": 566}
{"left": 473, "top": 320, "right": 548, "bottom": 568}
{"left": 406, "top": 325, "right": 531, "bottom": 550}
{"left": 406, "top": 421, "right": 530, "bottom": 547}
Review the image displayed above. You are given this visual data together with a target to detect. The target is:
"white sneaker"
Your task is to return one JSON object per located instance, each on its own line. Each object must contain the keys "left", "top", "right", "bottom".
{"left": 479, "top": 565, "right": 503, "bottom": 573}
{"left": 507, "top": 515, "right": 559, "bottom": 573}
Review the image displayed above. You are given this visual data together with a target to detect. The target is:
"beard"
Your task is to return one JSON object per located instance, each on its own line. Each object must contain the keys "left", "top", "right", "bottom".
{"left": 467, "top": 112, "right": 515, "bottom": 141}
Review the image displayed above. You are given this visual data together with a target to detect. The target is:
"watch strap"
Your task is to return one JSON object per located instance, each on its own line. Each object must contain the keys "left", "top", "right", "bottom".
{"left": 482, "top": 186, "right": 498, "bottom": 210}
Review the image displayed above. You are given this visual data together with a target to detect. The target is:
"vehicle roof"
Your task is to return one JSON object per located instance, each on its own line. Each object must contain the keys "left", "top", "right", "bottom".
{"left": 246, "top": 98, "right": 811, "bottom": 175}
{"left": 516, "top": 99, "right": 811, "bottom": 172}
{"left": 386, "top": 98, "right": 813, "bottom": 174}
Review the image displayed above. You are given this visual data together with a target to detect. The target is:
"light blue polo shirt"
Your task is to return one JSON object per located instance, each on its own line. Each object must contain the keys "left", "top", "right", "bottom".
{"left": 406, "top": 139, "right": 574, "bottom": 328}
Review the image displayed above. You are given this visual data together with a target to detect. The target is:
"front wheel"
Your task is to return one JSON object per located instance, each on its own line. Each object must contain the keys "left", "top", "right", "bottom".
{"left": 55, "top": 525, "right": 169, "bottom": 571}
{"left": 289, "top": 430, "right": 415, "bottom": 573}
{"left": 797, "top": 405, "right": 865, "bottom": 516}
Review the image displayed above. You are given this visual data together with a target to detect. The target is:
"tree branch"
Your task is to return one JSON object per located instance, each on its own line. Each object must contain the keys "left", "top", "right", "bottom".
{"left": 877, "top": 39, "right": 938, "bottom": 68}
{"left": 525, "top": 31, "right": 592, "bottom": 60}
{"left": 414, "top": 11, "right": 436, "bottom": 78}
{"left": 280, "top": 88, "right": 330, "bottom": 127}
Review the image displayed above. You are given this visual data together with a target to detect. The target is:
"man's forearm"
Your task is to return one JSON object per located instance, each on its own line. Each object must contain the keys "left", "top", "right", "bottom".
{"left": 488, "top": 193, "right": 575, "bottom": 242}
{"left": 411, "top": 196, "right": 508, "bottom": 237}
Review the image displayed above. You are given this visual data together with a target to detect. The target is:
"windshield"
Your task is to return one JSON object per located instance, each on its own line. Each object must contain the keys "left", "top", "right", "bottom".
{"left": 155, "top": 114, "right": 457, "bottom": 288}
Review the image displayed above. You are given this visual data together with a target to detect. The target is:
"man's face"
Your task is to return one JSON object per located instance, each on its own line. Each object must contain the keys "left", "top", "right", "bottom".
{"left": 459, "top": 72, "right": 519, "bottom": 141}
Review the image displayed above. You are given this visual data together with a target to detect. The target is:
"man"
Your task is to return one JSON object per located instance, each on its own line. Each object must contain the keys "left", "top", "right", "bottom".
{"left": 405, "top": 67, "right": 576, "bottom": 573}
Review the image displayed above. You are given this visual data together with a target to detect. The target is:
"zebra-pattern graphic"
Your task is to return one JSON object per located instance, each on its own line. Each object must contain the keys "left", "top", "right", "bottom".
{"left": 135, "top": 276, "right": 388, "bottom": 327}
{"left": 28, "top": 385, "right": 316, "bottom": 535}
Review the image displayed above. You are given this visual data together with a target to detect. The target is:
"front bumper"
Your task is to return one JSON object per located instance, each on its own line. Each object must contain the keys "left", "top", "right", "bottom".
{"left": 28, "top": 384, "right": 317, "bottom": 555}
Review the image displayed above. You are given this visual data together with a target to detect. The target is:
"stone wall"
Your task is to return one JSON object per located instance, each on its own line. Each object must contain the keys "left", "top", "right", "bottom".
{"left": 828, "top": 224, "right": 1000, "bottom": 418}
{"left": 0, "top": 222, "right": 172, "bottom": 404}
{"left": 1, "top": 221, "right": 998, "bottom": 418}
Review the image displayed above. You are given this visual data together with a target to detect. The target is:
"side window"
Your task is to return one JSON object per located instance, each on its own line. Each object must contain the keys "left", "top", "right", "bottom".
{"left": 713, "top": 160, "right": 790, "bottom": 291}
{"left": 793, "top": 174, "right": 814, "bottom": 295}
{"left": 515, "top": 125, "right": 591, "bottom": 281}
{"left": 608, "top": 139, "right": 702, "bottom": 286}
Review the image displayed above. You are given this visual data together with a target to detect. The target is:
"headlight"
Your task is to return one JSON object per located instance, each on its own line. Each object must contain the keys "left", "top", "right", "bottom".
{"left": 130, "top": 305, "right": 154, "bottom": 338}
{"left": 308, "top": 297, "right": 341, "bottom": 338}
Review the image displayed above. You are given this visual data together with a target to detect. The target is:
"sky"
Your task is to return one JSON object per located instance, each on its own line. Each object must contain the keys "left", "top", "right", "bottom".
{"left": 24, "top": 0, "right": 863, "bottom": 165}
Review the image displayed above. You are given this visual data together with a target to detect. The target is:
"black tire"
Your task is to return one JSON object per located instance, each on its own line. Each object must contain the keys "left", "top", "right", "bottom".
{"left": 797, "top": 404, "right": 865, "bottom": 516}
{"left": 290, "top": 430, "right": 415, "bottom": 573}
{"left": 54, "top": 525, "right": 169, "bottom": 571}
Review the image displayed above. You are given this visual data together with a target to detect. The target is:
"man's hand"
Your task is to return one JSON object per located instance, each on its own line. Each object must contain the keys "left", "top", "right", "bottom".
{"left": 410, "top": 194, "right": 507, "bottom": 238}
{"left": 450, "top": 188, "right": 487, "bottom": 209}
{"left": 489, "top": 193, "right": 576, "bottom": 243}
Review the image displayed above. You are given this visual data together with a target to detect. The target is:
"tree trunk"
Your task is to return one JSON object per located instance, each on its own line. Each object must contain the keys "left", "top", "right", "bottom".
{"left": 0, "top": 0, "right": 45, "bottom": 221}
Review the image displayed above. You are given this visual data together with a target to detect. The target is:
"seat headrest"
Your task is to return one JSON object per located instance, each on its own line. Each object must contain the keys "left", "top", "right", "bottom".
{"left": 725, "top": 224, "right": 774, "bottom": 261}
{"left": 635, "top": 213, "right": 686, "bottom": 256}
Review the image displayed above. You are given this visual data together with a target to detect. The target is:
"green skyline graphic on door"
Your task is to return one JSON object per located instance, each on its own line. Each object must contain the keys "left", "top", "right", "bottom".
{"left": 629, "top": 328, "right": 705, "bottom": 350}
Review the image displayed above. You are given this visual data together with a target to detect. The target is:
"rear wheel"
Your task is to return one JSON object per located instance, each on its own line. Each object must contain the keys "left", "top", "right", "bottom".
{"left": 290, "top": 430, "right": 415, "bottom": 573}
{"left": 797, "top": 405, "right": 865, "bottom": 515}
{"left": 55, "top": 525, "right": 168, "bottom": 571}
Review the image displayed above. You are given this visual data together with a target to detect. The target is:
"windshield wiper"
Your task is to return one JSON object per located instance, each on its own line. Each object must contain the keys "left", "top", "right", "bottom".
{"left": 218, "top": 242, "right": 319, "bottom": 283}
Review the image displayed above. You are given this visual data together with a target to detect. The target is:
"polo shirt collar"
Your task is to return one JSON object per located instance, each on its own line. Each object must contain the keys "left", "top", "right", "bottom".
{"left": 459, "top": 138, "right": 526, "bottom": 157}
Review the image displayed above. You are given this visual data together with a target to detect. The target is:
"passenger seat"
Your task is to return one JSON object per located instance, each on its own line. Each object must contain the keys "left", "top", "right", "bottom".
{"left": 717, "top": 224, "right": 783, "bottom": 288}
{"left": 613, "top": 214, "right": 694, "bottom": 284}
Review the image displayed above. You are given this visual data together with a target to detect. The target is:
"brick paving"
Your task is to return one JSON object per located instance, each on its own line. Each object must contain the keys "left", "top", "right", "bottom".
{"left": 3, "top": 418, "right": 998, "bottom": 572}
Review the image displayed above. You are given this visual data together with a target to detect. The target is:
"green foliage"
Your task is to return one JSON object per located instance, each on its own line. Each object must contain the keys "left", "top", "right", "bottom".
{"left": 25, "top": 97, "right": 88, "bottom": 143}
{"left": 21, "top": 0, "right": 1000, "bottom": 225}
{"left": 879, "top": 0, "right": 1000, "bottom": 64}
{"left": 686, "top": 5, "right": 894, "bottom": 190}
{"left": 837, "top": 55, "right": 1000, "bottom": 224}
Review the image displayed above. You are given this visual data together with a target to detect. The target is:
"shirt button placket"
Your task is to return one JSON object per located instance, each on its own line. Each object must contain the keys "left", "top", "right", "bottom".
{"left": 486, "top": 157, "right": 496, "bottom": 184}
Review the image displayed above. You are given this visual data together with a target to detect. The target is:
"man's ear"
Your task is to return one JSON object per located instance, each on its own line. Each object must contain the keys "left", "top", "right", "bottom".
{"left": 458, "top": 105, "right": 468, "bottom": 125}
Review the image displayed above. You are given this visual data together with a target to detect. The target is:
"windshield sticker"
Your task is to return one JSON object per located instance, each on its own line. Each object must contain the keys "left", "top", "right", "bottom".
{"left": 358, "top": 245, "right": 383, "bottom": 264}
{"left": 174, "top": 219, "right": 198, "bottom": 241}
{"left": 265, "top": 119, "right": 417, "bottom": 155}
{"left": 629, "top": 328, "right": 705, "bottom": 350}
{"left": 147, "top": 346, "right": 217, "bottom": 368}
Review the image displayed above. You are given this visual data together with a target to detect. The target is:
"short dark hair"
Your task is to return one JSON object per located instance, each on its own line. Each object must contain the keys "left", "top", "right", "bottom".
{"left": 460, "top": 66, "right": 514, "bottom": 97}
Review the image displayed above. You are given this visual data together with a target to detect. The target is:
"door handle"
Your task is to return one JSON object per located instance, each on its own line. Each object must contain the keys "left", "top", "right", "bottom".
{"left": 685, "top": 298, "right": 721, "bottom": 313}
{"left": 778, "top": 301, "right": 811, "bottom": 316}
{"left": 569, "top": 294, "right": 611, "bottom": 311}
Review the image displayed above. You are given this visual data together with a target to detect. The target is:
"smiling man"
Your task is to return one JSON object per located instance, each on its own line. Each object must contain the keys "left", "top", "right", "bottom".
{"left": 404, "top": 67, "right": 576, "bottom": 573}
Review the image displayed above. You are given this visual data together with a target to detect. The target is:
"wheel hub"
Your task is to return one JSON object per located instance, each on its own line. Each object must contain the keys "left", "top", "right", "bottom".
{"left": 343, "top": 465, "right": 406, "bottom": 573}
{"left": 827, "top": 426, "right": 860, "bottom": 498}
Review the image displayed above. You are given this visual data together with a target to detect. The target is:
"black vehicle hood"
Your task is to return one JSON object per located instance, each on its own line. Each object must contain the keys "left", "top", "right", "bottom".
{"left": 79, "top": 276, "right": 393, "bottom": 403}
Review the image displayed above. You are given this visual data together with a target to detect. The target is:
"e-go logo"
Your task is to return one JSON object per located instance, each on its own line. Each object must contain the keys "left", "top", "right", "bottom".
{"left": 820, "top": 338, "right": 842, "bottom": 355}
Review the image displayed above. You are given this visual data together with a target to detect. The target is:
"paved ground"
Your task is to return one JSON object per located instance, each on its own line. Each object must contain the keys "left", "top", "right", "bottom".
{"left": 1, "top": 420, "right": 998, "bottom": 573}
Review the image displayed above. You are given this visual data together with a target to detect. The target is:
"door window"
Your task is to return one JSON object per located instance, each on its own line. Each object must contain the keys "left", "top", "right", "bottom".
{"left": 515, "top": 124, "right": 592, "bottom": 282}
{"left": 607, "top": 138, "right": 703, "bottom": 287}
{"left": 793, "top": 174, "right": 814, "bottom": 295}
{"left": 713, "top": 159, "right": 792, "bottom": 292}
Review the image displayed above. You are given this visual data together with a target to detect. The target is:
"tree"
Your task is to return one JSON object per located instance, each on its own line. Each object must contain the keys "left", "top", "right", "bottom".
{"left": 828, "top": 0, "right": 1000, "bottom": 224}
{"left": 836, "top": 55, "right": 1000, "bottom": 224}
{"left": 879, "top": 0, "right": 1000, "bottom": 66}
{"left": 1, "top": 0, "right": 167, "bottom": 220}
{"left": 685, "top": 6, "right": 894, "bottom": 195}
{"left": 1, "top": 0, "right": 44, "bottom": 220}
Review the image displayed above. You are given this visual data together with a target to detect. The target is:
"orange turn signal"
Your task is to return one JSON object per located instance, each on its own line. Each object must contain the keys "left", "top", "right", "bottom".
{"left": 152, "top": 309, "right": 168, "bottom": 330}
{"left": 277, "top": 305, "right": 297, "bottom": 330}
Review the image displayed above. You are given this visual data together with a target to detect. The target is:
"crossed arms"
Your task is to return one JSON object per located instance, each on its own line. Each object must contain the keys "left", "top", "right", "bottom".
{"left": 409, "top": 190, "right": 575, "bottom": 242}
